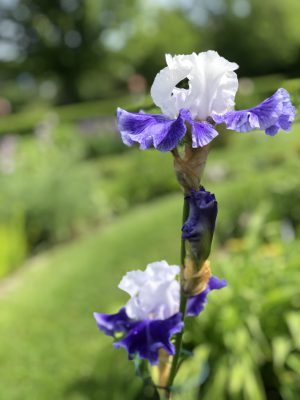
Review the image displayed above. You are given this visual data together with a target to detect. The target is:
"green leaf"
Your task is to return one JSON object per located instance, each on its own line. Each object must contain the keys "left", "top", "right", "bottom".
{"left": 272, "top": 336, "right": 292, "bottom": 368}
{"left": 286, "top": 313, "right": 300, "bottom": 349}
{"left": 286, "top": 354, "right": 300, "bottom": 374}
{"left": 173, "top": 346, "right": 210, "bottom": 398}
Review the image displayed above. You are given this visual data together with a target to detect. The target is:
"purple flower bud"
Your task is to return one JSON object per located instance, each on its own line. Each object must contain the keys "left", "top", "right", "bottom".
{"left": 182, "top": 187, "right": 218, "bottom": 264}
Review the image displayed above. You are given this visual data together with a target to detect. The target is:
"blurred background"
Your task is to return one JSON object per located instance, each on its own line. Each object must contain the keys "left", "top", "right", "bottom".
{"left": 0, "top": 0, "right": 300, "bottom": 399}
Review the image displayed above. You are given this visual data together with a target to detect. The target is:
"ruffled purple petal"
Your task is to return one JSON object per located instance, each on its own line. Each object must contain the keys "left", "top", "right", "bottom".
{"left": 212, "top": 88, "right": 295, "bottom": 135}
{"left": 182, "top": 187, "right": 218, "bottom": 264}
{"left": 180, "top": 109, "right": 218, "bottom": 147}
{"left": 116, "top": 108, "right": 187, "bottom": 152}
{"left": 94, "top": 309, "right": 183, "bottom": 365}
{"left": 187, "top": 276, "right": 227, "bottom": 317}
{"left": 190, "top": 120, "right": 219, "bottom": 147}
{"left": 93, "top": 308, "right": 134, "bottom": 336}
{"left": 115, "top": 313, "right": 183, "bottom": 365}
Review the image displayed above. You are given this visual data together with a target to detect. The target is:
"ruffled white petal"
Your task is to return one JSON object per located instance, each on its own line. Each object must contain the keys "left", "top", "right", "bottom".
{"left": 119, "top": 260, "right": 180, "bottom": 321}
{"left": 146, "top": 261, "right": 180, "bottom": 280}
{"left": 151, "top": 51, "right": 239, "bottom": 120}
{"left": 118, "top": 270, "right": 148, "bottom": 297}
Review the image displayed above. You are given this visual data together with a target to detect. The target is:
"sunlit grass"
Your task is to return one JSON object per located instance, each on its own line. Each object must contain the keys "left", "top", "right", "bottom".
{"left": 0, "top": 194, "right": 182, "bottom": 400}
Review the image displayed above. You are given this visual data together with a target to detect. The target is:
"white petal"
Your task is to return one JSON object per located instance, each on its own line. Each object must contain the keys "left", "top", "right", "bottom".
{"left": 125, "top": 296, "right": 147, "bottom": 320}
{"left": 150, "top": 54, "right": 193, "bottom": 118}
{"left": 146, "top": 260, "right": 180, "bottom": 280}
{"left": 118, "top": 270, "right": 147, "bottom": 297}
{"left": 150, "top": 51, "right": 239, "bottom": 120}
{"left": 188, "top": 51, "right": 239, "bottom": 119}
{"left": 127, "top": 280, "right": 180, "bottom": 320}
{"left": 121, "top": 260, "right": 180, "bottom": 320}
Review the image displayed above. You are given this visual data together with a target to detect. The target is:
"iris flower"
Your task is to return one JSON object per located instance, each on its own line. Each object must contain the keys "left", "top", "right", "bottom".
{"left": 117, "top": 51, "right": 295, "bottom": 152}
{"left": 94, "top": 260, "right": 226, "bottom": 364}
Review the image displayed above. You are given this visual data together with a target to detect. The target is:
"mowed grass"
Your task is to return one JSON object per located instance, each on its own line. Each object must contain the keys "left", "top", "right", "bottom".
{"left": 0, "top": 194, "right": 185, "bottom": 400}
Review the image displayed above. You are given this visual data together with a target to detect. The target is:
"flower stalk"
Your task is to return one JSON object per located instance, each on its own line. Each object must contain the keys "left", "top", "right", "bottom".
{"left": 164, "top": 197, "right": 189, "bottom": 398}
{"left": 93, "top": 50, "right": 295, "bottom": 400}
{"left": 172, "top": 142, "right": 209, "bottom": 192}
{"left": 162, "top": 142, "right": 212, "bottom": 397}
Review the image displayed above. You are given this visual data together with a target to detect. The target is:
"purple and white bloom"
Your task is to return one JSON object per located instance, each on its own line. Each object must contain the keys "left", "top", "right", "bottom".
{"left": 94, "top": 260, "right": 226, "bottom": 364}
{"left": 117, "top": 51, "right": 295, "bottom": 151}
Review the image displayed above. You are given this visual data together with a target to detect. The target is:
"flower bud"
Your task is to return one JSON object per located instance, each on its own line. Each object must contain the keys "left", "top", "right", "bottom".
{"left": 182, "top": 187, "right": 217, "bottom": 263}
{"left": 181, "top": 187, "right": 218, "bottom": 295}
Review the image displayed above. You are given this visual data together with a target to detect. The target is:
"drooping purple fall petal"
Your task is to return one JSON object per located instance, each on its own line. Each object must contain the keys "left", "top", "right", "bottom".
{"left": 212, "top": 88, "right": 295, "bottom": 135}
{"left": 187, "top": 276, "right": 227, "bottom": 317}
{"left": 94, "top": 307, "right": 135, "bottom": 336}
{"left": 94, "top": 309, "right": 183, "bottom": 365}
{"left": 180, "top": 108, "right": 219, "bottom": 147}
{"left": 114, "top": 313, "right": 183, "bottom": 365}
{"left": 116, "top": 108, "right": 187, "bottom": 151}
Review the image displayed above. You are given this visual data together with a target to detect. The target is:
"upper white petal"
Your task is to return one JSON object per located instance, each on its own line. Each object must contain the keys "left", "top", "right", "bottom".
{"left": 120, "top": 260, "right": 180, "bottom": 320}
{"left": 150, "top": 51, "right": 239, "bottom": 120}
{"left": 146, "top": 260, "right": 180, "bottom": 280}
{"left": 118, "top": 270, "right": 148, "bottom": 297}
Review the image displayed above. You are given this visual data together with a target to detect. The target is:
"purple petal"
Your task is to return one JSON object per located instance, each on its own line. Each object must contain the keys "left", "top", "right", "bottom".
{"left": 94, "top": 309, "right": 183, "bottom": 365}
{"left": 93, "top": 308, "right": 134, "bottom": 336}
{"left": 212, "top": 88, "right": 295, "bottom": 135}
{"left": 187, "top": 276, "right": 227, "bottom": 317}
{"left": 182, "top": 187, "right": 218, "bottom": 264}
{"left": 180, "top": 109, "right": 218, "bottom": 147}
{"left": 190, "top": 120, "right": 219, "bottom": 147}
{"left": 116, "top": 108, "right": 187, "bottom": 152}
{"left": 115, "top": 313, "right": 183, "bottom": 365}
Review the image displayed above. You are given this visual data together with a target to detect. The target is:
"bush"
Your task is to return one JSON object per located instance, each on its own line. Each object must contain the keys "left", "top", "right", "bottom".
{"left": 177, "top": 240, "right": 300, "bottom": 400}
{"left": 0, "top": 126, "right": 108, "bottom": 259}
{"left": 0, "top": 216, "right": 27, "bottom": 278}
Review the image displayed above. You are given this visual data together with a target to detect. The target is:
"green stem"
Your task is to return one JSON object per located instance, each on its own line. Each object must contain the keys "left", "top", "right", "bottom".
{"left": 180, "top": 196, "right": 189, "bottom": 266}
{"left": 166, "top": 197, "right": 189, "bottom": 398}
{"left": 138, "top": 360, "right": 160, "bottom": 399}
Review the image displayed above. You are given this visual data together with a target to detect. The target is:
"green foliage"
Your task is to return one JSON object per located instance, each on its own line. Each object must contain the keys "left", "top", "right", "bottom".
{"left": 0, "top": 195, "right": 182, "bottom": 400}
{"left": 0, "top": 103, "right": 299, "bottom": 278}
{"left": 0, "top": 123, "right": 108, "bottom": 261}
{"left": 0, "top": 216, "right": 27, "bottom": 278}
{"left": 181, "top": 240, "right": 300, "bottom": 400}
{"left": 0, "top": 195, "right": 299, "bottom": 399}
{"left": 0, "top": 76, "right": 299, "bottom": 398}
{"left": 210, "top": 0, "right": 300, "bottom": 76}
{"left": 2, "top": 0, "right": 300, "bottom": 108}
{"left": 0, "top": 95, "right": 152, "bottom": 135}
{"left": 98, "top": 150, "right": 178, "bottom": 213}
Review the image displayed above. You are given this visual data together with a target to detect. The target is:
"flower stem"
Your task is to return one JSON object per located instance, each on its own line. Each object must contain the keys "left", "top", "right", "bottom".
{"left": 165, "top": 197, "right": 189, "bottom": 398}
{"left": 138, "top": 360, "right": 160, "bottom": 399}
{"left": 180, "top": 196, "right": 189, "bottom": 266}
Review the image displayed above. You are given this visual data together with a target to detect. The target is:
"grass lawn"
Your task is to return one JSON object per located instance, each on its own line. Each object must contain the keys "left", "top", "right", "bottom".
{"left": 0, "top": 194, "right": 187, "bottom": 400}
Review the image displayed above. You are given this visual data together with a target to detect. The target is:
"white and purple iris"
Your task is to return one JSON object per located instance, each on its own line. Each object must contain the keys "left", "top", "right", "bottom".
{"left": 117, "top": 51, "right": 295, "bottom": 151}
{"left": 94, "top": 260, "right": 226, "bottom": 365}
